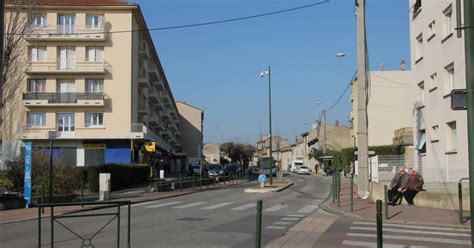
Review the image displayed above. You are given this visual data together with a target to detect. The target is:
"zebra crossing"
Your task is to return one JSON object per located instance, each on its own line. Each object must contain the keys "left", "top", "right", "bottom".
{"left": 342, "top": 221, "right": 471, "bottom": 247}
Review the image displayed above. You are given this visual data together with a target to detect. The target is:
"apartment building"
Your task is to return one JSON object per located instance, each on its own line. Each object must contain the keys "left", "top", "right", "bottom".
{"left": 176, "top": 102, "right": 204, "bottom": 167}
{"left": 350, "top": 68, "right": 415, "bottom": 147}
{"left": 2, "top": 0, "right": 184, "bottom": 168}
{"left": 203, "top": 143, "right": 220, "bottom": 164}
{"left": 409, "top": 0, "right": 468, "bottom": 182}
{"left": 255, "top": 135, "right": 289, "bottom": 167}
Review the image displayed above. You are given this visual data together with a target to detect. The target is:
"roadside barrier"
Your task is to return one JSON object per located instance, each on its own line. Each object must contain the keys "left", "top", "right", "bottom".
{"left": 376, "top": 199, "right": 383, "bottom": 248}
{"left": 255, "top": 200, "right": 263, "bottom": 248}
{"left": 458, "top": 177, "right": 469, "bottom": 223}
{"left": 383, "top": 185, "right": 388, "bottom": 220}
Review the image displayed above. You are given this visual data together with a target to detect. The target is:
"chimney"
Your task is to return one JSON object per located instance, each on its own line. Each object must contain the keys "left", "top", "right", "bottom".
{"left": 400, "top": 60, "right": 406, "bottom": 71}
{"left": 379, "top": 63, "right": 385, "bottom": 71}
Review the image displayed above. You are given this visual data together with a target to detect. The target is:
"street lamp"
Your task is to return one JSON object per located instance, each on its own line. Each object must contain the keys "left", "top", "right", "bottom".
{"left": 260, "top": 66, "right": 273, "bottom": 185}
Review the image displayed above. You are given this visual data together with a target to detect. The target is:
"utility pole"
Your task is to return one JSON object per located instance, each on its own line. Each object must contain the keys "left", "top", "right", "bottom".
{"left": 356, "top": 0, "right": 369, "bottom": 198}
{"left": 462, "top": 0, "right": 474, "bottom": 244}
{"left": 268, "top": 66, "right": 273, "bottom": 185}
{"left": 323, "top": 110, "right": 327, "bottom": 154}
{"left": 1, "top": 0, "right": 4, "bottom": 121}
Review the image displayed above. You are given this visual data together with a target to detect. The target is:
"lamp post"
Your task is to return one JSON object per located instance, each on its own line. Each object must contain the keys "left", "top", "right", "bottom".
{"left": 260, "top": 66, "right": 273, "bottom": 185}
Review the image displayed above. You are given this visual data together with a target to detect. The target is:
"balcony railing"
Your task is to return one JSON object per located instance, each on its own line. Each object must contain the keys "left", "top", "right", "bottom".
{"left": 25, "top": 60, "right": 109, "bottom": 74}
{"left": 23, "top": 92, "right": 104, "bottom": 104}
{"left": 26, "top": 25, "right": 106, "bottom": 41}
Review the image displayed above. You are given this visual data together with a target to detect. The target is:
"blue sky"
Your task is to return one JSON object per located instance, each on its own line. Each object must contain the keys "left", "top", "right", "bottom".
{"left": 133, "top": 0, "right": 411, "bottom": 144}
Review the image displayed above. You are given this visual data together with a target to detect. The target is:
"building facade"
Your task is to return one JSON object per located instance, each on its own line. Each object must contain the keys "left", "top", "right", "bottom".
{"left": 409, "top": 0, "right": 468, "bottom": 182}
{"left": 3, "top": 0, "right": 184, "bottom": 168}
{"left": 351, "top": 69, "right": 415, "bottom": 146}
{"left": 203, "top": 143, "right": 220, "bottom": 164}
{"left": 176, "top": 102, "right": 204, "bottom": 167}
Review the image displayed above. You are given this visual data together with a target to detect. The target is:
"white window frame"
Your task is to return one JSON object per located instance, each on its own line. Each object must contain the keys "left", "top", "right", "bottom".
{"left": 57, "top": 46, "right": 76, "bottom": 70}
{"left": 28, "top": 79, "right": 46, "bottom": 93}
{"left": 428, "top": 20, "right": 436, "bottom": 40}
{"left": 86, "top": 46, "right": 104, "bottom": 62}
{"left": 417, "top": 81, "right": 425, "bottom": 105}
{"left": 415, "top": 34, "right": 423, "bottom": 61}
{"left": 86, "top": 79, "right": 104, "bottom": 93}
{"left": 85, "top": 112, "right": 104, "bottom": 127}
{"left": 431, "top": 125, "right": 439, "bottom": 142}
{"left": 32, "top": 14, "right": 47, "bottom": 28}
{"left": 57, "top": 112, "right": 75, "bottom": 132}
{"left": 445, "top": 63, "right": 455, "bottom": 94}
{"left": 86, "top": 14, "right": 103, "bottom": 29}
{"left": 447, "top": 121, "right": 457, "bottom": 152}
{"left": 29, "top": 46, "right": 47, "bottom": 62}
{"left": 416, "top": 129, "right": 426, "bottom": 153}
{"left": 27, "top": 112, "right": 46, "bottom": 128}
{"left": 429, "top": 73, "right": 438, "bottom": 91}
{"left": 443, "top": 5, "right": 454, "bottom": 37}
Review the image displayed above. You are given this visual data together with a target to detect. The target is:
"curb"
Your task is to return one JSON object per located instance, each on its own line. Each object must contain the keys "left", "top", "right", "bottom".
{"left": 244, "top": 182, "right": 294, "bottom": 193}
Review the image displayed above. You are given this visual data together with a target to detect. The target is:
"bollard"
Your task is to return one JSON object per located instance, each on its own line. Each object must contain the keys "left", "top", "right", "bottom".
{"left": 255, "top": 200, "right": 263, "bottom": 248}
{"left": 459, "top": 181, "right": 463, "bottom": 223}
{"left": 41, "top": 183, "right": 45, "bottom": 214}
{"left": 192, "top": 175, "right": 195, "bottom": 192}
{"left": 128, "top": 203, "right": 131, "bottom": 248}
{"left": 350, "top": 174, "right": 354, "bottom": 212}
{"left": 81, "top": 180, "right": 84, "bottom": 208}
{"left": 179, "top": 175, "right": 183, "bottom": 192}
{"left": 384, "top": 185, "right": 388, "bottom": 220}
{"left": 376, "top": 199, "right": 383, "bottom": 248}
{"left": 337, "top": 173, "right": 341, "bottom": 208}
{"left": 332, "top": 174, "right": 336, "bottom": 204}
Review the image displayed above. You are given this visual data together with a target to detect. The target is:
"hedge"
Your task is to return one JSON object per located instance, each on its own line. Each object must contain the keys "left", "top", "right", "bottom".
{"left": 86, "top": 164, "right": 150, "bottom": 193}
{"left": 324, "top": 145, "right": 405, "bottom": 170}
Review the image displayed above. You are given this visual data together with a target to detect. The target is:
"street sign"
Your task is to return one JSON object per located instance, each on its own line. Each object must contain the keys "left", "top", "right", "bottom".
{"left": 48, "top": 131, "right": 58, "bottom": 139}
{"left": 258, "top": 174, "right": 267, "bottom": 189}
{"left": 145, "top": 142, "right": 156, "bottom": 152}
{"left": 451, "top": 89, "right": 467, "bottom": 110}
{"left": 24, "top": 142, "right": 32, "bottom": 206}
{"left": 354, "top": 151, "right": 375, "bottom": 155}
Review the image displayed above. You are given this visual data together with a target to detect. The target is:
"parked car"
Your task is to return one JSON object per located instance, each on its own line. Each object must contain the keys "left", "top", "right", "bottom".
{"left": 191, "top": 165, "right": 209, "bottom": 177}
{"left": 289, "top": 160, "right": 304, "bottom": 173}
{"left": 294, "top": 166, "right": 311, "bottom": 175}
{"left": 261, "top": 165, "right": 277, "bottom": 176}
{"left": 208, "top": 164, "right": 225, "bottom": 178}
{"left": 223, "top": 164, "right": 237, "bottom": 175}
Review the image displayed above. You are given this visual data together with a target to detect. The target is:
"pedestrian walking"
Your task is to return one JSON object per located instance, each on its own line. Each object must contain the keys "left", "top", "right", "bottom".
{"left": 402, "top": 168, "right": 424, "bottom": 207}
{"left": 388, "top": 167, "right": 408, "bottom": 206}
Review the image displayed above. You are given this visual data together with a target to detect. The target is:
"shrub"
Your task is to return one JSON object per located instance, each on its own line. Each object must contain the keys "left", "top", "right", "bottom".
{"left": 86, "top": 164, "right": 150, "bottom": 192}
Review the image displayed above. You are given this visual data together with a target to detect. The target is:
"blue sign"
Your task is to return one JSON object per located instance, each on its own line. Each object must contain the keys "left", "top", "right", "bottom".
{"left": 258, "top": 174, "right": 267, "bottom": 184}
{"left": 24, "top": 142, "right": 32, "bottom": 206}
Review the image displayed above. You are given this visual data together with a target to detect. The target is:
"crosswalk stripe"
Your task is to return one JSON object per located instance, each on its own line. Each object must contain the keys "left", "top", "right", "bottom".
{"left": 173, "top": 202, "right": 206, "bottom": 209}
{"left": 231, "top": 203, "right": 257, "bottom": 211}
{"left": 296, "top": 205, "right": 319, "bottom": 213}
{"left": 353, "top": 221, "right": 471, "bottom": 233}
{"left": 346, "top": 233, "right": 471, "bottom": 245}
{"left": 264, "top": 204, "right": 288, "bottom": 212}
{"left": 342, "top": 240, "right": 431, "bottom": 248}
{"left": 201, "top": 202, "right": 233, "bottom": 210}
{"left": 133, "top": 200, "right": 161, "bottom": 207}
{"left": 281, "top": 217, "right": 300, "bottom": 221}
{"left": 274, "top": 221, "right": 293, "bottom": 225}
{"left": 266, "top": 226, "right": 286, "bottom": 230}
{"left": 146, "top": 201, "right": 182, "bottom": 209}
{"left": 351, "top": 226, "right": 471, "bottom": 237}
{"left": 287, "top": 214, "right": 306, "bottom": 217}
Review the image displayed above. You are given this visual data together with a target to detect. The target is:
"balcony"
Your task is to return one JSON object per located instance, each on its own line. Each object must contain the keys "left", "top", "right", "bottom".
{"left": 137, "top": 102, "right": 149, "bottom": 115}
{"left": 23, "top": 92, "right": 105, "bottom": 107}
{"left": 138, "top": 45, "right": 149, "bottom": 60}
{"left": 147, "top": 87, "right": 159, "bottom": 104}
{"left": 148, "top": 63, "right": 160, "bottom": 82}
{"left": 25, "top": 60, "right": 108, "bottom": 75}
{"left": 148, "top": 111, "right": 162, "bottom": 128}
{"left": 153, "top": 79, "right": 164, "bottom": 91}
{"left": 25, "top": 25, "right": 106, "bottom": 42}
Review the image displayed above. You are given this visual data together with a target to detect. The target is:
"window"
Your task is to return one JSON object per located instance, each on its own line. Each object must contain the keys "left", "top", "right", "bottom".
{"left": 415, "top": 34, "right": 423, "bottom": 61}
{"left": 447, "top": 121, "right": 457, "bottom": 151}
{"left": 444, "top": 63, "right": 455, "bottom": 94}
{"left": 57, "top": 112, "right": 75, "bottom": 132}
{"left": 29, "top": 46, "right": 47, "bottom": 62}
{"left": 57, "top": 14, "right": 75, "bottom": 35}
{"left": 443, "top": 5, "right": 454, "bottom": 37}
{"left": 32, "top": 14, "right": 47, "bottom": 27}
{"left": 431, "top": 125, "right": 439, "bottom": 142}
{"left": 57, "top": 46, "right": 75, "bottom": 70}
{"left": 27, "top": 112, "right": 46, "bottom": 127}
{"left": 27, "top": 79, "right": 46, "bottom": 92}
{"left": 85, "top": 113, "right": 104, "bottom": 127}
{"left": 417, "top": 81, "right": 425, "bottom": 105}
{"left": 86, "top": 14, "right": 103, "bottom": 29}
{"left": 416, "top": 129, "right": 426, "bottom": 153}
{"left": 86, "top": 46, "right": 104, "bottom": 62}
{"left": 57, "top": 79, "right": 75, "bottom": 93}
{"left": 429, "top": 73, "right": 438, "bottom": 91}
{"left": 413, "top": 0, "right": 422, "bottom": 19}
{"left": 428, "top": 20, "right": 436, "bottom": 40}
{"left": 86, "top": 79, "right": 104, "bottom": 93}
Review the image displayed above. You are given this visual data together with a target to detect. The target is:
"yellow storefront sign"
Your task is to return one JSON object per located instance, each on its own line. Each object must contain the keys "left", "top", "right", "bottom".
{"left": 83, "top": 144, "right": 106, "bottom": 149}
{"left": 145, "top": 142, "right": 156, "bottom": 152}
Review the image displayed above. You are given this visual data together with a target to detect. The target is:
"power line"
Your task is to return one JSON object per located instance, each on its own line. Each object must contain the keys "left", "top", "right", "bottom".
{"left": 10, "top": 0, "right": 331, "bottom": 35}
{"left": 325, "top": 70, "right": 357, "bottom": 113}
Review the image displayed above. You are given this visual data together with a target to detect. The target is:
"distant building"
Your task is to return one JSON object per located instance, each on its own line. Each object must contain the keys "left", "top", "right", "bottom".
{"left": 255, "top": 135, "right": 289, "bottom": 168}
{"left": 176, "top": 102, "right": 204, "bottom": 167}
{"left": 409, "top": 0, "right": 467, "bottom": 182}
{"left": 203, "top": 144, "right": 220, "bottom": 164}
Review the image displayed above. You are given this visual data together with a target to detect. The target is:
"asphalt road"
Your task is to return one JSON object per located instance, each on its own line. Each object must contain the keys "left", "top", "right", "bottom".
{"left": 0, "top": 173, "right": 331, "bottom": 248}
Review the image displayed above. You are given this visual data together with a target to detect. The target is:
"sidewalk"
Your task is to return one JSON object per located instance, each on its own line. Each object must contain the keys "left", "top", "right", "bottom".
{"left": 323, "top": 180, "right": 471, "bottom": 228}
{"left": 0, "top": 178, "right": 244, "bottom": 225}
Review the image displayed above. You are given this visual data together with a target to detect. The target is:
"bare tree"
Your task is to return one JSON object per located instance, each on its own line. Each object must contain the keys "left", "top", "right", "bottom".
{"left": 2, "top": 0, "right": 40, "bottom": 164}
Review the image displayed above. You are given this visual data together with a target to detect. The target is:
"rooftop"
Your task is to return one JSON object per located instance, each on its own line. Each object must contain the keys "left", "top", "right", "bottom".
{"left": 7, "top": 0, "right": 128, "bottom": 5}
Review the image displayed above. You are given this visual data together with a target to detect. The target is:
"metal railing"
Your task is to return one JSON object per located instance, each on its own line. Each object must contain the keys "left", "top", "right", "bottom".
{"left": 23, "top": 92, "right": 104, "bottom": 103}
{"left": 26, "top": 60, "right": 109, "bottom": 73}
{"left": 28, "top": 24, "right": 106, "bottom": 37}
{"left": 38, "top": 201, "right": 131, "bottom": 248}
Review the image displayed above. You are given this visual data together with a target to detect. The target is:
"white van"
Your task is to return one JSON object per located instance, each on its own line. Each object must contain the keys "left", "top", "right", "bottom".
{"left": 290, "top": 160, "right": 304, "bottom": 173}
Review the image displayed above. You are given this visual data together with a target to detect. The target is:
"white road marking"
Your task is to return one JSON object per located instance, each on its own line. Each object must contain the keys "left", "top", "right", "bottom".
{"left": 266, "top": 226, "right": 286, "bottom": 230}
{"left": 342, "top": 240, "right": 431, "bottom": 248}
{"left": 201, "top": 202, "right": 233, "bottom": 210}
{"left": 133, "top": 200, "right": 161, "bottom": 207}
{"left": 346, "top": 233, "right": 471, "bottom": 245}
{"left": 231, "top": 203, "right": 257, "bottom": 211}
{"left": 263, "top": 204, "right": 288, "bottom": 212}
{"left": 353, "top": 221, "right": 471, "bottom": 233}
{"left": 145, "top": 201, "right": 182, "bottom": 209}
{"left": 274, "top": 221, "right": 293, "bottom": 225}
{"left": 173, "top": 202, "right": 206, "bottom": 209}
{"left": 286, "top": 214, "right": 305, "bottom": 217}
{"left": 351, "top": 226, "right": 471, "bottom": 237}
{"left": 296, "top": 205, "right": 319, "bottom": 213}
{"left": 281, "top": 217, "right": 300, "bottom": 221}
